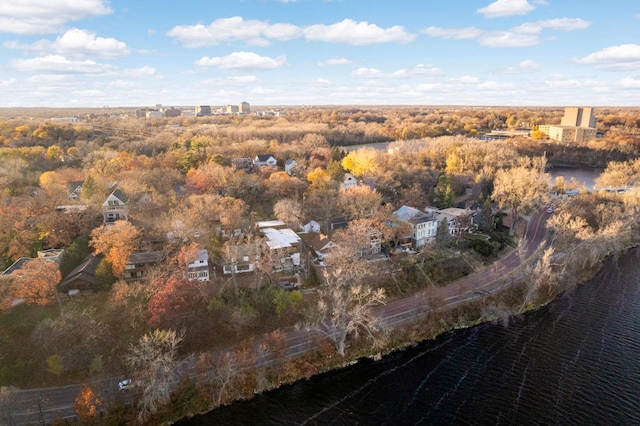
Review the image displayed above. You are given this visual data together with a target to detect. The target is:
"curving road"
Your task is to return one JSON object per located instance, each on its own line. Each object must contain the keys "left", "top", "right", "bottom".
{"left": 7, "top": 209, "right": 550, "bottom": 425}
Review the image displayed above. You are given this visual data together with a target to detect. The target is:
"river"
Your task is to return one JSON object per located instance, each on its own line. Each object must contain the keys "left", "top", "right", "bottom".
{"left": 183, "top": 248, "right": 640, "bottom": 425}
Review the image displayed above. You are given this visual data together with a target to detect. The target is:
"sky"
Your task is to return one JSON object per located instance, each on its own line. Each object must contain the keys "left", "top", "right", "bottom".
{"left": 0, "top": 0, "right": 639, "bottom": 108}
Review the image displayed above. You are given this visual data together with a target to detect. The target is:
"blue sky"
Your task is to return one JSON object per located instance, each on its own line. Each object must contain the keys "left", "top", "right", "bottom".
{"left": 0, "top": 0, "right": 638, "bottom": 107}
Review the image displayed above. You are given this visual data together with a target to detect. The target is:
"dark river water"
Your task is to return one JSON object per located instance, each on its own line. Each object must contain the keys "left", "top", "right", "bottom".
{"left": 184, "top": 248, "right": 640, "bottom": 425}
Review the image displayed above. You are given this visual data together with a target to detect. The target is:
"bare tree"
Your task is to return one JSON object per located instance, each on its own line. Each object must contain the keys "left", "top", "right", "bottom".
{"left": 307, "top": 222, "right": 387, "bottom": 356}
{"left": 126, "top": 329, "right": 183, "bottom": 423}
{"left": 311, "top": 273, "right": 386, "bottom": 356}
{"left": 492, "top": 159, "right": 550, "bottom": 235}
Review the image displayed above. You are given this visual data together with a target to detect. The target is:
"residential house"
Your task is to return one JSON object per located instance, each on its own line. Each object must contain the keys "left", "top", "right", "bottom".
{"left": 425, "top": 207, "right": 473, "bottom": 235}
{"left": 260, "top": 225, "right": 303, "bottom": 273}
{"left": 187, "top": 249, "right": 210, "bottom": 282}
{"left": 301, "top": 220, "right": 321, "bottom": 234}
{"left": 392, "top": 205, "right": 438, "bottom": 248}
{"left": 340, "top": 173, "right": 358, "bottom": 191}
{"left": 234, "top": 158, "right": 254, "bottom": 172}
{"left": 66, "top": 181, "right": 83, "bottom": 200}
{"left": 361, "top": 228, "right": 383, "bottom": 258}
{"left": 102, "top": 189, "right": 128, "bottom": 224}
{"left": 58, "top": 255, "right": 102, "bottom": 294}
{"left": 306, "top": 232, "right": 338, "bottom": 261}
{"left": 285, "top": 159, "right": 297, "bottom": 176}
{"left": 123, "top": 251, "right": 163, "bottom": 282}
{"left": 222, "top": 242, "right": 261, "bottom": 275}
{"left": 254, "top": 154, "right": 277, "bottom": 169}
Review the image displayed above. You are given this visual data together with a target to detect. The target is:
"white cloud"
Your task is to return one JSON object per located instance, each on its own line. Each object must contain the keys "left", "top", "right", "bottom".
{"left": 451, "top": 76, "right": 480, "bottom": 84}
{"left": 303, "top": 19, "right": 415, "bottom": 45}
{"left": 575, "top": 44, "right": 640, "bottom": 71}
{"left": 480, "top": 31, "right": 540, "bottom": 48}
{"left": 0, "top": 78, "right": 17, "bottom": 88}
{"left": 4, "top": 28, "right": 130, "bottom": 59}
{"left": 390, "top": 64, "right": 443, "bottom": 78}
{"left": 0, "top": 0, "right": 112, "bottom": 34}
{"left": 9, "top": 55, "right": 115, "bottom": 74}
{"left": 512, "top": 18, "right": 590, "bottom": 34}
{"left": 420, "top": 26, "right": 483, "bottom": 40}
{"left": 227, "top": 75, "right": 259, "bottom": 84}
{"left": 195, "top": 52, "right": 287, "bottom": 70}
{"left": 504, "top": 59, "right": 540, "bottom": 73}
{"left": 316, "top": 78, "right": 332, "bottom": 86}
{"left": 538, "top": 18, "right": 590, "bottom": 31}
{"left": 122, "top": 66, "right": 157, "bottom": 78}
{"left": 318, "top": 57, "right": 353, "bottom": 66}
{"left": 351, "top": 64, "right": 441, "bottom": 79}
{"left": 477, "top": 0, "right": 535, "bottom": 18}
{"left": 619, "top": 77, "right": 640, "bottom": 88}
{"left": 168, "top": 17, "right": 414, "bottom": 47}
{"left": 351, "top": 67, "right": 384, "bottom": 78}
{"left": 168, "top": 16, "right": 286, "bottom": 48}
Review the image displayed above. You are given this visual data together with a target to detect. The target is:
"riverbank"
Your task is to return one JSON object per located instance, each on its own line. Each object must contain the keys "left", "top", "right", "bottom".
{"left": 176, "top": 200, "right": 633, "bottom": 425}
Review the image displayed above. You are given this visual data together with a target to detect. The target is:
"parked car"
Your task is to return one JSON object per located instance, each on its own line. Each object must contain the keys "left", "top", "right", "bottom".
{"left": 118, "top": 378, "right": 141, "bottom": 391}
{"left": 546, "top": 206, "right": 554, "bottom": 213}
{"left": 118, "top": 379, "right": 132, "bottom": 391}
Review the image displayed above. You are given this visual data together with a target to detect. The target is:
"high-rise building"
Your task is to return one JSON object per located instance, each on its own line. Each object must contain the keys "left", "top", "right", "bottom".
{"left": 561, "top": 107, "right": 596, "bottom": 128}
{"left": 540, "top": 107, "right": 597, "bottom": 143}
{"left": 195, "top": 105, "right": 211, "bottom": 116}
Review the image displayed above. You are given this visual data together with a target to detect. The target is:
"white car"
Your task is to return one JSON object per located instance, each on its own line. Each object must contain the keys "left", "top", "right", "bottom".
{"left": 118, "top": 379, "right": 133, "bottom": 390}
{"left": 546, "top": 206, "right": 554, "bottom": 213}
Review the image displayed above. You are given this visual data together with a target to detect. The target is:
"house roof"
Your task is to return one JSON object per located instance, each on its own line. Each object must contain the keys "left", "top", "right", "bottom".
{"left": 59, "top": 255, "right": 101, "bottom": 290}
{"left": 225, "top": 243, "right": 261, "bottom": 261}
{"left": 256, "top": 220, "right": 287, "bottom": 229}
{"left": 256, "top": 154, "right": 276, "bottom": 162}
{"left": 307, "top": 232, "right": 337, "bottom": 253}
{"left": 66, "top": 181, "right": 83, "bottom": 193}
{"left": 262, "top": 227, "right": 301, "bottom": 250}
{"left": 1, "top": 257, "right": 34, "bottom": 275}
{"left": 111, "top": 188, "right": 128, "bottom": 203}
{"left": 393, "top": 205, "right": 424, "bottom": 221}
{"left": 127, "top": 251, "right": 163, "bottom": 265}
{"left": 285, "top": 159, "right": 296, "bottom": 165}
{"left": 187, "top": 249, "right": 209, "bottom": 268}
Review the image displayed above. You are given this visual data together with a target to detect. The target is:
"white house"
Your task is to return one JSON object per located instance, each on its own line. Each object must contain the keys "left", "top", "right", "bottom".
{"left": 285, "top": 159, "right": 297, "bottom": 176}
{"left": 188, "top": 249, "right": 210, "bottom": 282}
{"left": 254, "top": 154, "right": 277, "bottom": 168}
{"left": 340, "top": 173, "right": 358, "bottom": 191}
{"left": 301, "top": 220, "right": 321, "bottom": 234}
{"left": 393, "top": 205, "right": 438, "bottom": 248}
{"left": 102, "top": 189, "right": 128, "bottom": 224}
{"left": 260, "top": 226, "right": 303, "bottom": 273}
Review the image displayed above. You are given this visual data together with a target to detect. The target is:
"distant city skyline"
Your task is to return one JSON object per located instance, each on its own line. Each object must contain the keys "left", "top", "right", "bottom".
{"left": 0, "top": 0, "right": 639, "bottom": 107}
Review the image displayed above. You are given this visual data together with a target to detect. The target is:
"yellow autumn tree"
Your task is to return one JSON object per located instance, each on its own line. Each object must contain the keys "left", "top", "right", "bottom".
{"left": 306, "top": 167, "right": 332, "bottom": 189}
{"left": 341, "top": 149, "right": 378, "bottom": 178}
{"left": 90, "top": 221, "right": 140, "bottom": 277}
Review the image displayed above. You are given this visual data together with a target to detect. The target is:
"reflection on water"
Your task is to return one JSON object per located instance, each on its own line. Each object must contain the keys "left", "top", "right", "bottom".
{"left": 547, "top": 167, "right": 602, "bottom": 190}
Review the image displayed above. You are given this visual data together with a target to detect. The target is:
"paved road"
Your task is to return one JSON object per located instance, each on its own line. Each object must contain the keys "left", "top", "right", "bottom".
{"left": 7, "top": 209, "right": 550, "bottom": 424}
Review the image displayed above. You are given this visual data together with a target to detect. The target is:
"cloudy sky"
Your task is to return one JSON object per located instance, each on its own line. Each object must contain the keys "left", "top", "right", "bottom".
{"left": 0, "top": 0, "right": 638, "bottom": 107}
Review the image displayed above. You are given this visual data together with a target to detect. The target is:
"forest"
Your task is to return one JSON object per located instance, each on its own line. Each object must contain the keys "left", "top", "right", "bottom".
{"left": 1, "top": 105, "right": 640, "bottom": 423}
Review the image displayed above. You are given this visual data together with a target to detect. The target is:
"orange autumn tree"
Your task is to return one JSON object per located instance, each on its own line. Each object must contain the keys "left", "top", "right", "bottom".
{"left": 74, "top": 385, "right": 102, "bottom": 421}
{"left": 10, "top": 258, "right": 61, "bottom": 308}
{"left": 90, "top": 221, "right": 140, "bottom": 277}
